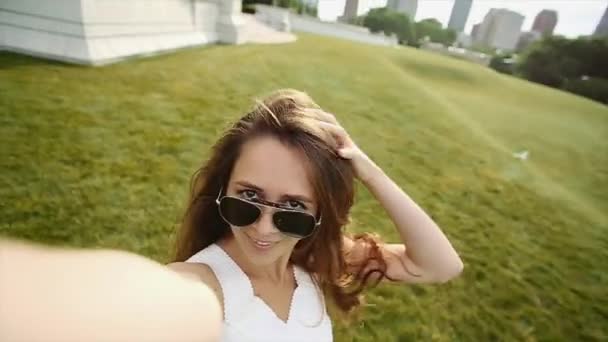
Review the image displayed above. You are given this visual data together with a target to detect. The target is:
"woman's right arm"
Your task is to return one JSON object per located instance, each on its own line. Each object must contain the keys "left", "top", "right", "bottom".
{"left": 0, "top": 238, "right": 221, "bottom": 342}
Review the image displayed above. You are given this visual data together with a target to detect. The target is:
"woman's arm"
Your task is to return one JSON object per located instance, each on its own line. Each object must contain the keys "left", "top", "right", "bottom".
{"left": 315, "top": 112, "right": 463, "bottom": 284}
{"left": 0, "top": 238, "right": 221, "bottom": 342}
{"left": 349, "top": 164, "right": 463, "bottom": 283}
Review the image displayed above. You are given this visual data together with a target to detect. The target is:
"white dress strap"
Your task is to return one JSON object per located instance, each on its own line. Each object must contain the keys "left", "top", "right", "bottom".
{"left": 185, "top": 244, "right": 255, "bottom": 323}
{"left": 290, "top": 266, "right": 327, "bottom": 328}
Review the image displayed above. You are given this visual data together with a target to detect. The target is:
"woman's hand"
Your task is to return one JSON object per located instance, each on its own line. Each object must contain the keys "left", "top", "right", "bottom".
{"left": 313, "top": 110, "right": 463, "bottom": 284}
{"left": 314, "top": 110, "right": 381, "bottom": 183}
{"left": 0, "top": 239, "right": 222, "bottom": 342}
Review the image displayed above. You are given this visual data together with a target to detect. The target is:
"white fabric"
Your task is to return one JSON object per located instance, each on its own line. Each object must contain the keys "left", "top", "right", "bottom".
{"left": 186, "top": 244, "right": 333, "bottom": 342}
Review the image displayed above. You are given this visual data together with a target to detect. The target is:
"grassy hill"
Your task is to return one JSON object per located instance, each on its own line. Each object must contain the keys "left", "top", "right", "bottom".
{"left": 1, "top": 33, "right": 606, "bottom": 341}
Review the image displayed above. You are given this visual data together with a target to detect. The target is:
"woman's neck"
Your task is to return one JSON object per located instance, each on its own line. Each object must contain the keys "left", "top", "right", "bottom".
{"left": 219, "top": 236, "right": 293, "bottom": 285}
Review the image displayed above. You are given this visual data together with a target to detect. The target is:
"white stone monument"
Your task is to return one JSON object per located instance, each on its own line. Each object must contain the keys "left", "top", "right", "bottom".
{"left": 0, "top": 0, "right": 247, "bottom": 65}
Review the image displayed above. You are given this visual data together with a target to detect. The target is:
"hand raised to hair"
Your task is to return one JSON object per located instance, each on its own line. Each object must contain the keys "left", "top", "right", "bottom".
{"left": 313, "top": 110, "right": 380, "bottom": 183}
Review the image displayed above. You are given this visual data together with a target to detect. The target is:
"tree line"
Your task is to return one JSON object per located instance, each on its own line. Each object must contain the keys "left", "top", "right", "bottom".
{"left": 493, "top": 36, "right": 608, "bottom": 104}
{"left": 359, "top": 8, "right": 456, "bottom": 46}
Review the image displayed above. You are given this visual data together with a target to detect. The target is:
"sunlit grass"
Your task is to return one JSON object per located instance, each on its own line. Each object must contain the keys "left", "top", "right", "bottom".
{"left": 1, "top": 33, "right": 607, "bottom": 341}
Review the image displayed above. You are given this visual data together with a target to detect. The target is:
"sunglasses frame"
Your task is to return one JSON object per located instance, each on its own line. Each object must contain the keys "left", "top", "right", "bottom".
{"left": 215, "top": 187, "right": 322, "bottom": 238}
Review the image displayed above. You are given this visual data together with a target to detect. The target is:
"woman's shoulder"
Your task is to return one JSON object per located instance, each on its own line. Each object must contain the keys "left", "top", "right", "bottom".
{"left": 166, "top": 261, "right": 214, "bottom": 282}
{"left": 167, "top": 261, "right": 223, "bottom": 304}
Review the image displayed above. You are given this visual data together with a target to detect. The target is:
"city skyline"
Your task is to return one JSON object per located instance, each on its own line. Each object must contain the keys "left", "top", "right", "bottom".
{"left": 316, "top": 0, "right": 607, "bottom": 38}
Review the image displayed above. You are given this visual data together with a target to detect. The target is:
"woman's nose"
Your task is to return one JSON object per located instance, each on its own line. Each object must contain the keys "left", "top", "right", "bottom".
{"left": 252, "top": 209, "right": 280, "bottom": 236}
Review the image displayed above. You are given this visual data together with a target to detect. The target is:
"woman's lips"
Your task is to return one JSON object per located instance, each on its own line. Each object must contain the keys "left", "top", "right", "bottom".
{"left": 247, "top": 235, "right": 277, "bottom": 250}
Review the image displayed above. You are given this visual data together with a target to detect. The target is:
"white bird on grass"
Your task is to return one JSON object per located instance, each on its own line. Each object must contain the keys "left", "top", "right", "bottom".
{"left": 512, "top": 150, "right": 529, "bottom": 160}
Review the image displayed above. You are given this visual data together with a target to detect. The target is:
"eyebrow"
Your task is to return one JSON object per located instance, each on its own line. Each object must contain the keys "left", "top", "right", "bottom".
{"left": 234, "top": 180, "right": 314, "bottom": 204}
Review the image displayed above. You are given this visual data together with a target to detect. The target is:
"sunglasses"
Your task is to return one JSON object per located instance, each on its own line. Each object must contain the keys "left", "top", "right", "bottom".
{"left": 215, "top": 188, "right": 321, "bottom": 238}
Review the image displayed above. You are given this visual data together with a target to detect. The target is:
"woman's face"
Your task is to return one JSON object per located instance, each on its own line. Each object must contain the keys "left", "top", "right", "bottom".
{"left": 225, "top": 135, "right": 318, "bottom": 266}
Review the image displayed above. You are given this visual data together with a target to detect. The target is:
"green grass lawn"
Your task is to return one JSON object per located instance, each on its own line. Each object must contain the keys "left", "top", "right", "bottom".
{"left": 1, "top": 33, "right": 607, "bottom": 341}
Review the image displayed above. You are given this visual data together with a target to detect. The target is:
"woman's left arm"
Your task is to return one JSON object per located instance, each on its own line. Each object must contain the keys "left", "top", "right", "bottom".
{"left": 352, "top": 162, "right": 463, "bottom": 283}
{"left": 316, "top": 112, "right": 463, "bottom": 284}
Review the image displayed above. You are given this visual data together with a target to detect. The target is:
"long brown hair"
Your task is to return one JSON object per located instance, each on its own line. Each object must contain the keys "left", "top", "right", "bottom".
{"left": 171, "top": 89, "right": 387, "bottom": 313}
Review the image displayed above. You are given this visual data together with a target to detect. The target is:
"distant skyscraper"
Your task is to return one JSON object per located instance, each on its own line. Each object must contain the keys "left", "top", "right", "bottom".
{"left": 473, "top": 8, "right": 525, "bottom": 51}
{"left": 531, "top": 9, "right": 558, "bottom": 35}
{"left": 448, "top": 0, "right": 473, "bottom": 32}
{"left": 594, "top": 5, "right": 608, "bottom": 37}
{"left": 471, "top": 23, "right": 481, "bottom": 41}
{"left": 339, "top": 0, "right": 373, "bottom": 22}
{"left": 387, "top": 0, "right": 418, "bottom": 19}
{"left": 516, "top": 31, "right": 542, "bottom": 51}
{"left": 342, "top": 0, "right": 370, "bottom": 20}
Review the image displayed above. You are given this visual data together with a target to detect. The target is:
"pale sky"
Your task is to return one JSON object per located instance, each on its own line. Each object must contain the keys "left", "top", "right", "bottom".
{"left": 317, "top": 0, "right": 608, "bottom": 37}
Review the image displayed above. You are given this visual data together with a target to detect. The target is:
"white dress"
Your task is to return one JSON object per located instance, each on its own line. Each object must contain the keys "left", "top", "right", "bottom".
{"left": 186, "top": 244, "right": 333, "bottom": 342}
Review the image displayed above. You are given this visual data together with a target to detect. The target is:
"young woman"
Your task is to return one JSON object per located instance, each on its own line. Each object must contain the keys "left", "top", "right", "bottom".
{"left": 167, "top": 89, "right": 463, "bottom": 341}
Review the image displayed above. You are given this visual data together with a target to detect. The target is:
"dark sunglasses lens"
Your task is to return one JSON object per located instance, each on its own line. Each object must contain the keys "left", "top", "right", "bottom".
{"left": 273, "top": 211, "right": 316, "bottom": 237}
{"left": 219, "top": 197, "right": 260, "bottom": 226}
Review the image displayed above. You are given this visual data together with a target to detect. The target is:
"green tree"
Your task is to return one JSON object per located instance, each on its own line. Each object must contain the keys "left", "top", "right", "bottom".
{"left": 386, "top": 11, "right": 416, "bottom": 44}
{"left": 444, "top": 29, "right": 457, "bottom": 45}
{"left": 415, "top": 18, "right": 457, "bottom": 45}
{"left": 415, "top": 19, "right": 442, "bottom": 41}
{"left": 362, "top": 8, "right": 416, "bottom": 45}
{"left": 517, "top": 35, "right": 608, "bottom": 103}
{"left": 363, "top": 7, "right": 388, "bottom": 34}
{"left": 517, "top": 37, "right": 569, "bottom": 87}
{"left": 517, "top": 36, "right": 608, "bottom": 87}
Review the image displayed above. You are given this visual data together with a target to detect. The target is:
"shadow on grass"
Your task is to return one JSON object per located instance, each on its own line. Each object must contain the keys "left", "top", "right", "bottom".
{"left": 0, "top": 51, "right": 77, "bottom": 70}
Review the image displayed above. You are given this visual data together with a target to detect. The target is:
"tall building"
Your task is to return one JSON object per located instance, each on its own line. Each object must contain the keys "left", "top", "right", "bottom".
{"left": 594, "top": 5, "right": 608, "bottom": 37}
{"left": 448, "top": 0, "right": 473, "bottom": 33}
{"left": 471, "top": 23, "right": 481, "bottom": 41}
{"left": 516, "top": 31, "right": 542, "bottom": 51}
{"left": 340, "top": 0, "right": 370, "bottom": 21}
{"left": 531, "top": 9, "right": 558, "bottom": 35}
{"left": 387, "top": 0, "right": 418, "bottom": 19}
{"left": 473, "top": 8, "right": 525, "bottom": 51}
{"left": 342, "top": 0, "right": 369, "bottom": 20}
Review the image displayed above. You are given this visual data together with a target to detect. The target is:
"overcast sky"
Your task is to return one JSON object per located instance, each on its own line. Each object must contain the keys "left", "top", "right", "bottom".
{"left": 317, "top": 0, "right": 608, "bottom": 37}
